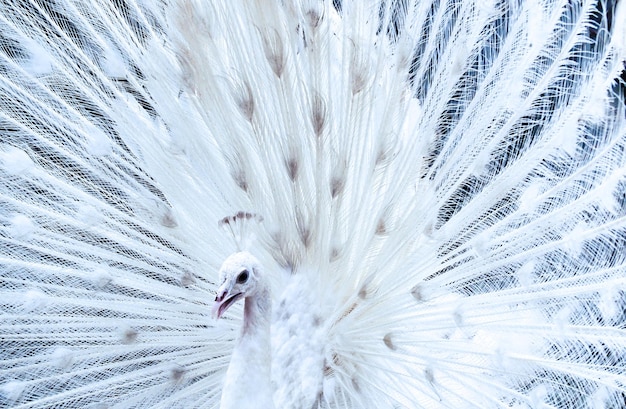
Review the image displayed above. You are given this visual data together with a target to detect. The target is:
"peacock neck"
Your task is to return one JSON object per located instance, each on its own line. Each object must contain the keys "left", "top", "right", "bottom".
{"left": 242, "top": 286, "right": 271, "bottom": 338}
{"left": 221, "top": 285, "right": 275, "bottom": 409}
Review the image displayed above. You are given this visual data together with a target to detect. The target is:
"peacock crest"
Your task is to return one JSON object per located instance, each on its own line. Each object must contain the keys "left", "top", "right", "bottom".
{"left": 218, "top": 211, "right": 264, "bottom": 252}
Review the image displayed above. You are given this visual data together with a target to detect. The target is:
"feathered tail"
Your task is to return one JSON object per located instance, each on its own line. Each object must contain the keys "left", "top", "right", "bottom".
{"left": 1, "top": 0, "right": 625, "bottom": 408}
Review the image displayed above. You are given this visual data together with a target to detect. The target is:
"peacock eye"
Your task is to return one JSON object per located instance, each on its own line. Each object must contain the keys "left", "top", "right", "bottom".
{"left": 236, "top": 270, "right": 249, "bottom": 284}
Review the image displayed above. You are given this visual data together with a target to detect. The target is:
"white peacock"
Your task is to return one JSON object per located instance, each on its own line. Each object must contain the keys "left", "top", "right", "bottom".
{"left": 0, "top": 1, "right": 625, "bottom": 408}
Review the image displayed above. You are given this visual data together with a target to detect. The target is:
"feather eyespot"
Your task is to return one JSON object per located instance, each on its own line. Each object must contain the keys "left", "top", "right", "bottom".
{"left": 236, "top": 270, "right": 249, "bottom": 284}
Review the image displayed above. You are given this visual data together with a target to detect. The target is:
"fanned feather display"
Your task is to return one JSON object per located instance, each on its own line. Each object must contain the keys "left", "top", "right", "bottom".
{"left": 1, "top": 0, "right": 625, "bottom": 408}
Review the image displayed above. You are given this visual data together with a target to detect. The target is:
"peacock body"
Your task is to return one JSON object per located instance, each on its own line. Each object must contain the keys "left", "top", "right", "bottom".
{"left": 1, "top": 0, "right": 626, "bottom": 408}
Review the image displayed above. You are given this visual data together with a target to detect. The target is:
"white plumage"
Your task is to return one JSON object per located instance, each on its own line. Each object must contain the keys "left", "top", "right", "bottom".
{"left": 213, "top": 251, "right": 275, "bottom": 409}
{"left": 1, "top": 0, "right": 625, "bottom": 408}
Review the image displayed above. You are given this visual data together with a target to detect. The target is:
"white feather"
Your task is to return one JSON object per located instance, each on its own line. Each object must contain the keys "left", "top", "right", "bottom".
{"left": 0, "top": 0, "right": 625, "bottom": 408}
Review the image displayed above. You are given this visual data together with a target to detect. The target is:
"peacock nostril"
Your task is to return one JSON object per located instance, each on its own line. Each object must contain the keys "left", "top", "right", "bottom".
{"left": 215, "top": 288, "right": 228, "bottom": 303}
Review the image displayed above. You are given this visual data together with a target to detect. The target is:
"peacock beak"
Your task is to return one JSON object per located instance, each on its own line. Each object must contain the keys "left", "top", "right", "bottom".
{"left": 212, "top": 281, "right": 243, "bottom": 319}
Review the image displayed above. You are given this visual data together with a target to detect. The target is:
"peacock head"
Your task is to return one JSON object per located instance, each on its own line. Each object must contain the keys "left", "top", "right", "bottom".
{"left": 212, "top": 251, "right": 262, "bottom": 319}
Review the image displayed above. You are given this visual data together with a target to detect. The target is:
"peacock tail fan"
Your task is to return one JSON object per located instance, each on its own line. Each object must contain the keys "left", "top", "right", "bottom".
{"left": 1, "top": 0, "right": 625, "bottom": 408}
